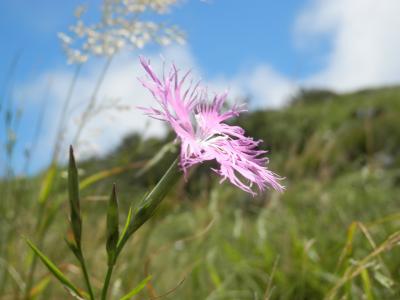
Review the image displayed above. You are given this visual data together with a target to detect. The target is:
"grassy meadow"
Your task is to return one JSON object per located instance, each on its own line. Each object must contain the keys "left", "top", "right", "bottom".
{"left": 1, "top": 85, "right": 400, "bottom": 299}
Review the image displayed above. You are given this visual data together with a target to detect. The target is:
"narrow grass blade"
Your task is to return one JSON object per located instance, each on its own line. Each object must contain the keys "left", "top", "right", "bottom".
{"left": 65, "top": 237, "right": 81, "bottom": 261}
{"left": 326, "top": 232, "right": 400, "bottom": 300}
{"left": 119, "top": 275, "right": 152, "bottom": 300}
{"left": 207, "top": 263, "right": 222, "bottom": 288}
{"left": 29, "top": 276, "right": 51, "bottom": 298}
{"left": 129, "top": 158, "right": 179, "bottom": 234}
{"left": 118, "top": 206, "right": 133, "bottom": 248}
{"left": 361, "top": 269, "right": 374, "bottom": 300}
{"left": 25, "top": 238, "right": 82, "bottom": 297}
{"left": 337, "top": 221, "right": 357, "bottom": 270}
{"left": 106, "top": 184, "right": 119, "bottom": 266}
{"left": 80, "top": 161, "right": 145, "bottom": 190}
{"left": 116, "top": 158, "right": 180, "bottom": 254}
{"left": 68, "top": 146, "right": 82, "bottom": 247}
{"left": 134, "top": 142, "right": 176, "bottom": 178}
{"left": 38, "top": 164, "right": 57, "bottom": 204}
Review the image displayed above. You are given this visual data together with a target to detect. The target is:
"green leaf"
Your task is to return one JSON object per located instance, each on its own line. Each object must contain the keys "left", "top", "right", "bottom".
{"left": 130, "top": 158, "right": 180, "bottom": 234}
{"left": 69, "top": 146, "right": 82, "bottom": 247}
{"left": 134, "top": 142, "right": 176, "bottom": 178}
{"left": 207, "top": 263, "right": 222, "bottom": 288}
{"left": 80, "top": 163, "right": 142, "bottom": 190}
{"left": 106, "top": 184, "right": 119, "bottom": 266}
{"left": 41, "top": 196, "right": 65, "bottom": 233}
{"left": 116, "top": 158, "right": 180, "bottom": 255}
{"left": 25, "top": 238, "right": 82, "bottom": 297}
{"left": 119, "top": 275, "right": 152, "bottom": 300}
{"left": 374, "top": 271, "right": 394, "bottom": 289}
{"left": 38, "top": 164, "right": 57, "bottom": 204}
{"left": 361, "top": 268, "right": 375, "bottom": 300}
{"left": 28, "top": 276, "right": 51, "bottom": 298}
{"left": 65, "top": 238, "right": 82, "bottom": 261}
{"left": 117, "top": 206, "right": 133, "bottom": 250}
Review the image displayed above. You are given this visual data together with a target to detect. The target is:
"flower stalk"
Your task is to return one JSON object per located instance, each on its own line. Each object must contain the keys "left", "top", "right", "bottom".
{"left": 101, "top": 158, "right": 180, "bottom": 300}
{"left": 67, "top": 146, "right": 95, "bottom": 300}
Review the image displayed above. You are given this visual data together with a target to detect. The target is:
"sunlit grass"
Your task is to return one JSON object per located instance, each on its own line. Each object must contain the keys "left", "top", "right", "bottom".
{"left": 1, "top": 86, "right": 399, "bottom": 299}
{"left": 1, "top": 0, "right": 400, "bottom": 297}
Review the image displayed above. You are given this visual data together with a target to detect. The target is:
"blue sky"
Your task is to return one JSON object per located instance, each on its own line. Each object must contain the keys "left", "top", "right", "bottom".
{"left": 1, "top": 0, "right": 400, "bottom": 174}
{"left": 0, "top": 0, "right": 320, "bottom": 83}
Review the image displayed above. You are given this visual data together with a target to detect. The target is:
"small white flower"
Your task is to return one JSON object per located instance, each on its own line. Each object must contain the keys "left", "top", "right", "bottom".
{"left": 59, "top": 0, "right": 185, "bottom": 64}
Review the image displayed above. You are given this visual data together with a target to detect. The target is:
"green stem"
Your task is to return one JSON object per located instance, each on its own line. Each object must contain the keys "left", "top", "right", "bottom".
{"left": 52, "top": 64, "right": 82, "bottom": 162}
{"left": 23, "top": 65, "right": 81, "bottom": 299}
{"left": 101, "top": 158, "right": 180, "bottom": 299}
{"left": 72, "top": 55, "right": 113, "bottom": 147}
{"left": 101, "top": 266, "right": 114, "bottom": 300}
{"left": 24, "top": 204, "right": 46, "bottom": 299}
{"left": 78, "top": 252, "right": 95, "bottom": 300}
{"left": 116, "top": 158, "right": 180, "bottom": 255}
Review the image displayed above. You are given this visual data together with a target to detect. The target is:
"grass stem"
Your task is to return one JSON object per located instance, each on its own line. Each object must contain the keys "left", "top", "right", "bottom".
{"left": 101, "top": 266, "right": 114, "bottom": 300}
{"left": 78, "top": 252, "right": 95, "bottom": 300}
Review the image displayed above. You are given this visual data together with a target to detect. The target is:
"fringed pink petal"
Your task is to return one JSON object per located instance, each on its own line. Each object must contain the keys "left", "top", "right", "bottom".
{"left": 139, "top": 57, "right": 284, "bottom": 195}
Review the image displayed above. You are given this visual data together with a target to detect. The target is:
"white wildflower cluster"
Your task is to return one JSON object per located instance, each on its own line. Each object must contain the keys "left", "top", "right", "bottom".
{"left": 119, "top": 0, "right": 180, "bottom": 13}
{"left": 59, "top": 0, "right": 185, "bottom": 64}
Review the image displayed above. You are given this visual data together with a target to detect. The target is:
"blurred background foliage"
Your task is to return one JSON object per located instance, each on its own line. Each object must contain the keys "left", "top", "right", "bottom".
{"left": 1, "top": 85, "right": 400, "bottom": 299}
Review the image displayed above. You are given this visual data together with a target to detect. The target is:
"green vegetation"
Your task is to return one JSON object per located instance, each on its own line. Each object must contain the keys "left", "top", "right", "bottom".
{"left": 1, "top": 86, "right": 400, "bottom": 299}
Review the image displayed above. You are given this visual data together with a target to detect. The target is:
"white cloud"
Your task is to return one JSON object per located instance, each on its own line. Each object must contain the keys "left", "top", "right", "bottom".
{"left": 209, "top": 66, "right": 296, "bottom": 109}
{"left": 239, "top": 66, "right": 296, "bottom": 108}
{"left": 296, "top": 0, "right": 400, "bottom": 91}
{"left": 21, "top": 0, "right": 400, "bottom": 171}
{"left": 25, "top": 47, "right": 194, "bottom": 163}
{"left": 22, "top": 45, "right": 295, "bottom": 168}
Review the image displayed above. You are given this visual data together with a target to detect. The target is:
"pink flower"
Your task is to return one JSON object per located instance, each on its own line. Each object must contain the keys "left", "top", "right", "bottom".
{"left": 138, "top": 57, "right": 284, "bottom": 195}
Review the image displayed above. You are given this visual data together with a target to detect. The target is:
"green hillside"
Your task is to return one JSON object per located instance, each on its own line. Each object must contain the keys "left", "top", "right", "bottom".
{"left": 1, "top": 86, "right": 400, "bottom": 299}
{"left": 76, "top": 86, "right": 400, "bottom": 299}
